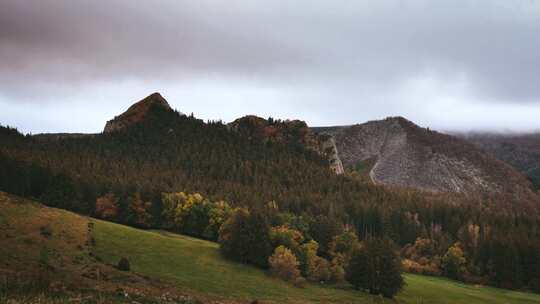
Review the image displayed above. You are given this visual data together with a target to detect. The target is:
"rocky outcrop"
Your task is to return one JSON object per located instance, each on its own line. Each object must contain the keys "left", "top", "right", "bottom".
{"left": 104, "top": 93, "right": 171, "bottom": 133}
{"left": 315, "top": 117, "right": 535, "bottom": 196}
{"left": 318, "top": 135, "right": 344, "bottom": 175}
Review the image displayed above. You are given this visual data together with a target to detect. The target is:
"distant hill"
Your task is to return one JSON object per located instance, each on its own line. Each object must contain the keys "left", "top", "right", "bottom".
{"left": 456, "top": 132, "right": 540, "bottom": 190}
{"left": 313, "top": 117, "right": 536, "bottom": 200}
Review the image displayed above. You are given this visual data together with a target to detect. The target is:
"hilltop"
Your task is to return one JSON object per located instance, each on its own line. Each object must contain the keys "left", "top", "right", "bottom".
{"left": 104, "top": 92, "right": 172, "bottom": 133}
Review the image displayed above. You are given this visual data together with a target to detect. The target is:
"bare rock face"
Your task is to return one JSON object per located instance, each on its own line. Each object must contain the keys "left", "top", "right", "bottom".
{"left": 318, "top": 117, "right": 535, "bottom": 196}
{"left": 318, "top": 135, "right": 345, "bottom": 175}
{"left": 104, "top": 93, "right": 171, "bottom": 133}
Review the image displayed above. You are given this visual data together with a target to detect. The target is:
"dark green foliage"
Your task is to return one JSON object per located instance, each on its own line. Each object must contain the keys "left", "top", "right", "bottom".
{"left": 219, "top": 209, "right": 272, "bottom": 268}
{"left": 117, "top": 257, "right": 130, "bottom": 271}
{"left": 346, "top": 238, "right": 404, "bottom": 298}
{"left": 309, "top": 215, "right": 343, "bottom": 258}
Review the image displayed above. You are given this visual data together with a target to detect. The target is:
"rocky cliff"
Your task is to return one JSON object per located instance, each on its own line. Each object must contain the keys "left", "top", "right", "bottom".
{"left": 315, "top": 117, "right": 535, "bottom": 197}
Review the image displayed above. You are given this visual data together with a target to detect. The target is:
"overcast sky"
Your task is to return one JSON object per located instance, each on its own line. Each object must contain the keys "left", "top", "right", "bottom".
{"left": 1, "top": 1, "right": 539, "bottom": 134}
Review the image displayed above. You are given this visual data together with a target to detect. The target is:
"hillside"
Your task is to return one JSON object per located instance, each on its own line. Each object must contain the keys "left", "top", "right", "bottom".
{"left": 2, "top": 192, "right": 540, "bottom": 304}
{"left": 0, "top": 93, "right": 344, "bottom": 214}
{"left": 2, "top": 93, "right": 540, "bottom": 294}
{"left": 457, "top": 132, "right": 540, "bottom": 190}
{"left": 313, "top": 118, "right": 536, "bottom": 201}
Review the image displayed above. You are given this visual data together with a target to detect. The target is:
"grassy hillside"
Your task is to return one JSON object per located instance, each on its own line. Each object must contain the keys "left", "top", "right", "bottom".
{"left": 92, "top": 218, "right": 540, "bottom": 304}
{"left": 1, "top": 192, "right": 539, "bottom": 304}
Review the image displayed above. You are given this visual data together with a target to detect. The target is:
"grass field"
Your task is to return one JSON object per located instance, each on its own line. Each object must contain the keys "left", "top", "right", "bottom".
{"left": 92, "top": 219, "right": 540, "bottom": 304}
{"left": 2, "top": 192, "right": 539, "bottom": 304}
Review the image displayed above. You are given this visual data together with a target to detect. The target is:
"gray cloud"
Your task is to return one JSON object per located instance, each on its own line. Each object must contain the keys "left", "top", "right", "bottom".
{"left": 0, "top": 0, "right": 539, "bottom": 133}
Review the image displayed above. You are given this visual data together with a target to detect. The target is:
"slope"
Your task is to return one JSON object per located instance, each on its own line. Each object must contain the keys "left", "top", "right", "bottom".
{"left": 2, "top": 192, "right": 539, "bottom": 304}
{"left": 314, "top": 118, "right": 537, "bottom": 202}
{"left": 457, "top": 132, "right": 540, "bottom": 190}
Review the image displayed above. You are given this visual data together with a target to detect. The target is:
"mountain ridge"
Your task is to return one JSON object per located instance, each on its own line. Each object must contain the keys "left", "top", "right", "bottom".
{"left": 313, "top": 117, "right": 536, "bottom": 199}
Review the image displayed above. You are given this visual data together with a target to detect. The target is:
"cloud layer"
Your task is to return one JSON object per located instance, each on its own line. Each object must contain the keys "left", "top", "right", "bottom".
{"left": 1, "top": 0, "right": 539, "bottom": 133}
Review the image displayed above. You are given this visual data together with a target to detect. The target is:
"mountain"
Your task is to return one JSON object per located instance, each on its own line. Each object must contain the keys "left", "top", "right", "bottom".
{"left": 456, "top": 132, "right": 540, "bottom": 190}
{"left": 3, "top": 93, "right": 540, "bottom": 297}
{"left": 104, "top": 92, "right": 171, "bottom": 133}
{"left": 0, "top": 93, "right": 356, "bottom": 217}
{"left": 1, "top": 94, "right": 538, "bottom": 215}
{"left": 313, "top": 117, "right": 536, "bottom": 199}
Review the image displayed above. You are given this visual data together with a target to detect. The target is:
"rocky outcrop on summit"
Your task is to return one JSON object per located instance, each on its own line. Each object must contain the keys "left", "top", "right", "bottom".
{"left": 104, "top": 93, "right": 171, "bottom": 133}
{"left": 316, "top": 117, "right": 535, "bottom": 196}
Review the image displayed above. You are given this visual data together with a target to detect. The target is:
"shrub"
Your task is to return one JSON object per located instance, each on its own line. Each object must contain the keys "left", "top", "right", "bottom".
{"left": 307, "top": 255, "right": 331, "bottom": 282}
{"left": 296, "top": 240, "right": 319, "bottom": 276}
{"left": 95, "top": 193, "right": 119, "bottom": 220}
{"left": 268, "top": 246, "right": 302, "bottom": 283}
{"left": 39, "top": 226, "right": 52, "bottom": 238}
{"left": 329, "top": 231, "right": 358, "bottom": 260}
{"left": 442, "top": 243, "right": 466, "bottom": 280}
{"left": 117, "top": 257, "right": 130, "bottom": 271}
{"left": 270, "top": 225, "right": 305, "bottom": 254}
{"left": 329, "top": 257, "right": 346, "bottom": 283}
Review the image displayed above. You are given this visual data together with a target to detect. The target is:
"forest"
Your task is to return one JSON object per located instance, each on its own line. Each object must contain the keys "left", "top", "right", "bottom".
{"left": 1, "top": 104, "right": 539, "bottom": 293}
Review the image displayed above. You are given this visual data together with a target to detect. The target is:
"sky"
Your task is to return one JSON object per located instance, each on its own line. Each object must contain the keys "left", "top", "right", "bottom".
{"left": 1, "top": 1, "right": 540, "bottom": 134}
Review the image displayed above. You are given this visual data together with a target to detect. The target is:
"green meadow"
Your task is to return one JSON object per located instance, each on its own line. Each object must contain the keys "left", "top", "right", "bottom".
{"left": 93, "top": 219, "right": 540, "bottom": 304}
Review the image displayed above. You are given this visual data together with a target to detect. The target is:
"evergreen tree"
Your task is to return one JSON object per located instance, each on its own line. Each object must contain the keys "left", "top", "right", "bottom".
{"left": 218, "top": 209, "right": 272, "bottom": 268}
{"left": 346, "top": 238, "right": 404, "bottom": 298}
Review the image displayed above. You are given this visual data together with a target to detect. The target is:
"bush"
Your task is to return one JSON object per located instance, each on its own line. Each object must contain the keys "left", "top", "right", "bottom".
{"left": 442, "top": 243, "right": 466, "bottom": 280}
{"left": 268, "top": 246, "right": 302, "bottom": 283}
{"left": 117, "top": 257, "right": 130, "bottom": 271}
{"left": 39, "top": 226, "right": 52, "bottom": 238}
{"left": 95, "top": 193, "right": 119, "bottom": 220}
{"left": 307, "top": 255, "right": 331, "bottom": 282}
{"left": 329, "top": 257, "right": 346, "bottom": 283}
{"left": 346, "top": 238, "right": 404, "bottom": 298}
{"left": 297, "top": 240, "right": 319, "bottom": 276}
{"left": 270, "top": 226, "right": 304, "bottom": 254}
{"left": 329, "top": 231, "right": 358, "bottom": 260}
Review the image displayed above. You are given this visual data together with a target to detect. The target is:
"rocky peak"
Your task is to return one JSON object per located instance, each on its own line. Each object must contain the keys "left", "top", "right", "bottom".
{"left": 104, "top": 93, "right": 171, "bottom": 133}
{"left": 327, "top": 116, "right": 535, "bottom": 197}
